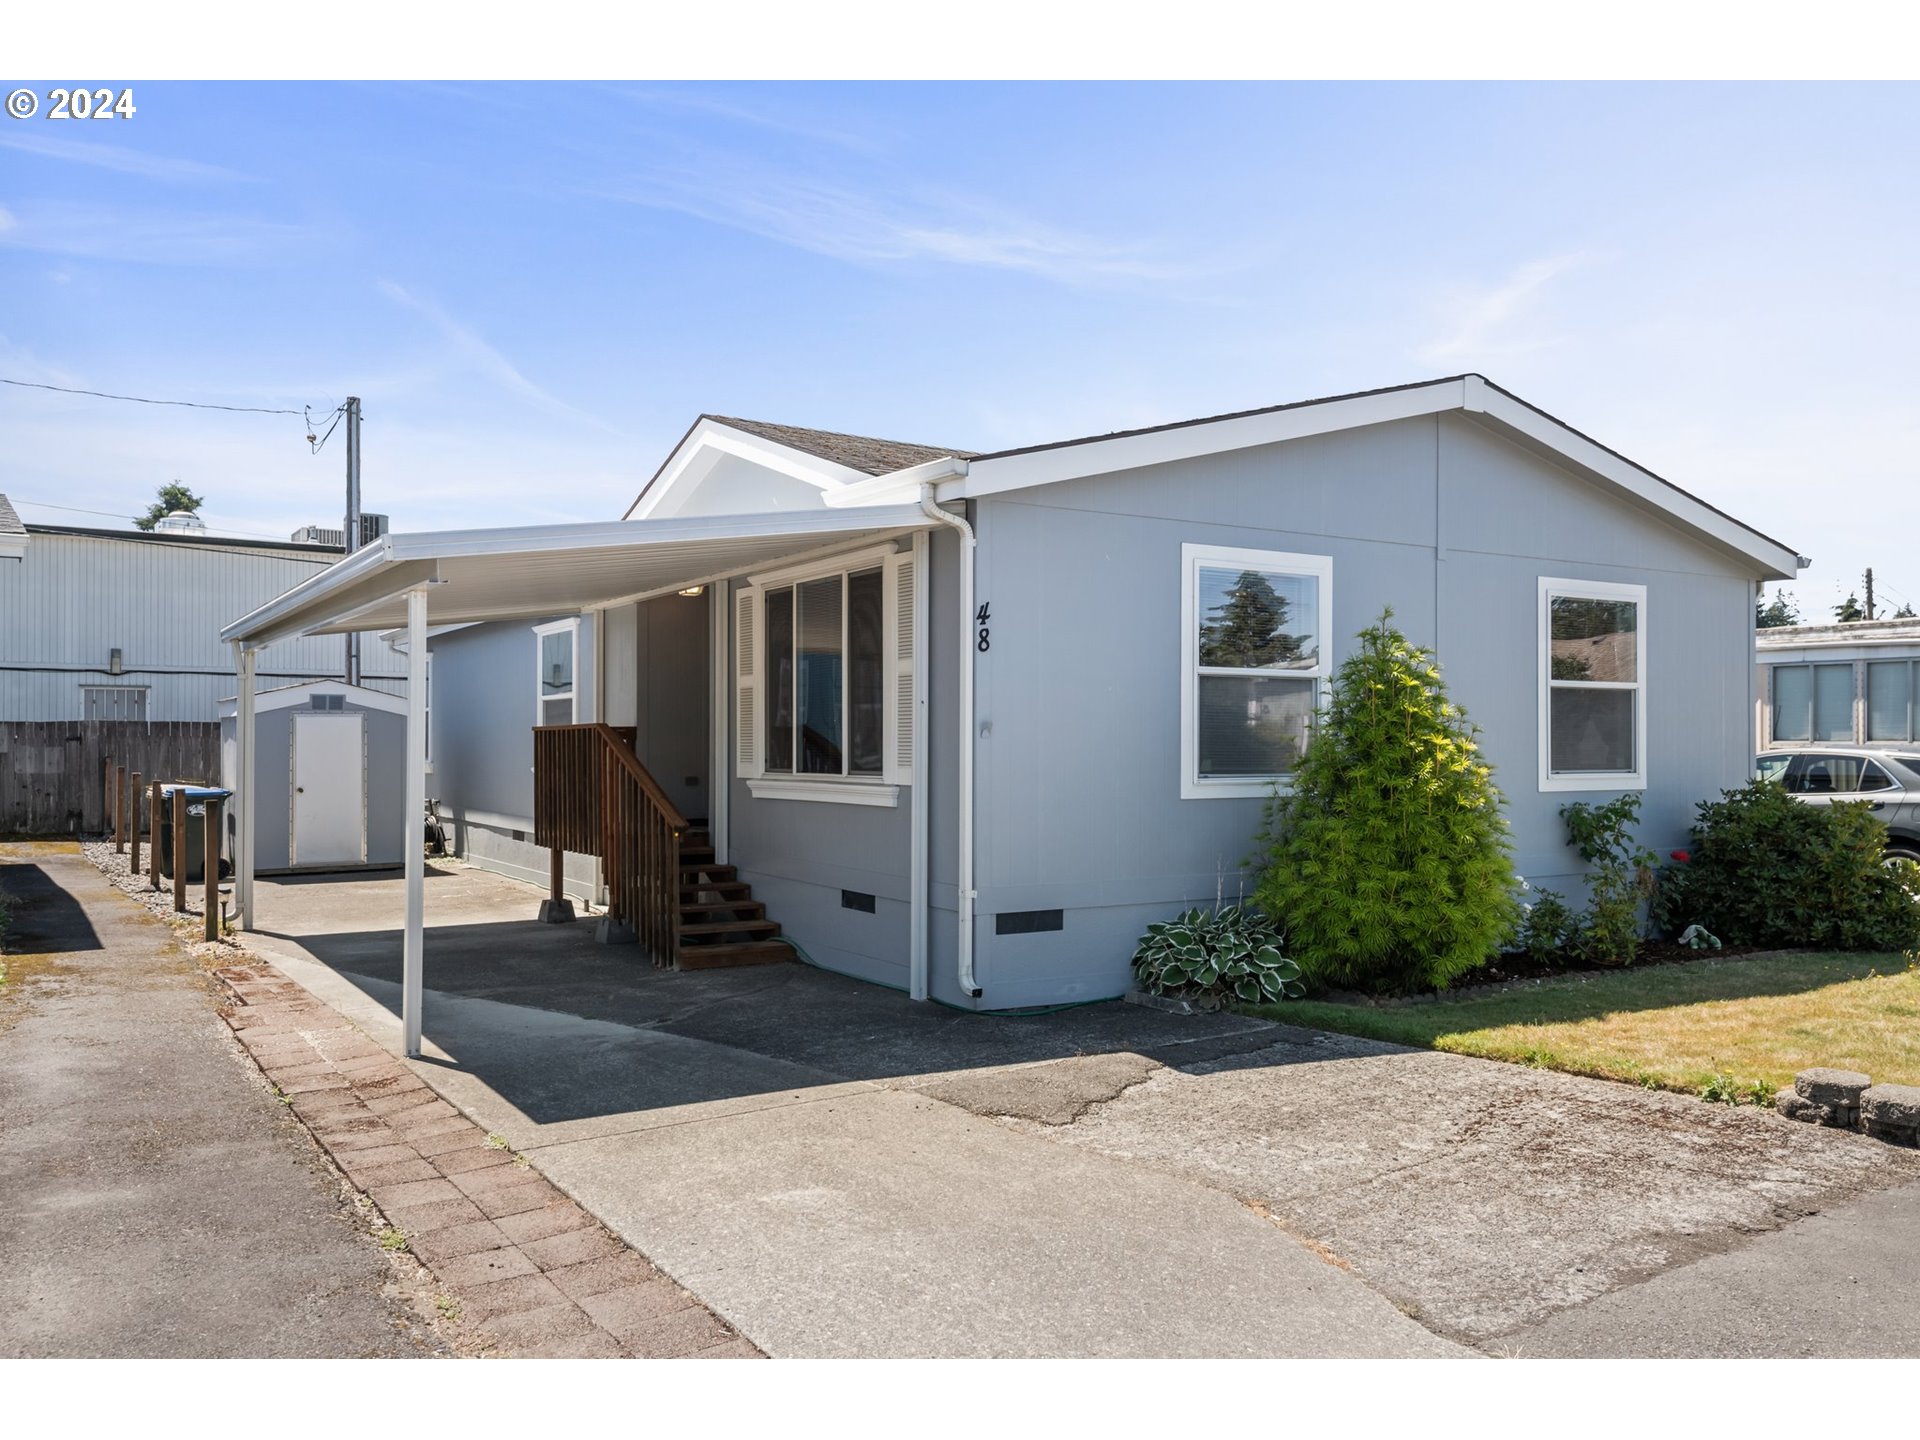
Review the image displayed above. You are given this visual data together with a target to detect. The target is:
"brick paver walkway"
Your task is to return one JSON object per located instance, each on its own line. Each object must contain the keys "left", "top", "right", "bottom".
{"left": 212, "top": 959, "right": 760, "bottom": 1359}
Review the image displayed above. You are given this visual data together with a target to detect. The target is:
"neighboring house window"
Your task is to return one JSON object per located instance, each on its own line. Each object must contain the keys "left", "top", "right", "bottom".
{"left": 1180, "top": 544, "right": 1331, "bottom": 800}
{"left": 1772, "top": 662, "right": 1855, "bottom": 743}
{"left": 82, "top": 685, "right": 147, "bottom": 721}
{"left": 1867, "top": 660, "right": 1917, "bottom": 743}
{"left": 763, "top": 566, "right": 886, "bottom": 777}
{"left": 533, "top": 619, "right": 578, "bottom": 726}
{"left": 1540, "top": 578, "right": 1646, "bottom": 790}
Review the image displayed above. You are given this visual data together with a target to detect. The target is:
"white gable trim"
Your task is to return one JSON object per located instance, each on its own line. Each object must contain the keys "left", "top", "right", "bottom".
{"left": 217, "top": 679, "right": 407, "bottom": 719}
{"left": 624, "top": 417, "right": 883, "bottom": 521}
{"left": 931, "top": 375, "right": 1796, "bottom": 580}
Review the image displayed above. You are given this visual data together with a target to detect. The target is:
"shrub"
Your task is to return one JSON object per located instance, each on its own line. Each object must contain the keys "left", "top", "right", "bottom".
{"left": 1132, "top": 905, "right": 1303, "bottom": 1007}
{"left": 1516, "top": 884, "right": 1577, "bottom": 965}
{"left": 1559, "top": 795, "right": 1659, "bottom": 965}
{"left": 1256, "top": 611, "right": 1518, "bottom": 994}
{"left": 1655, "top": 780, "right": 1920, "bottom": 952}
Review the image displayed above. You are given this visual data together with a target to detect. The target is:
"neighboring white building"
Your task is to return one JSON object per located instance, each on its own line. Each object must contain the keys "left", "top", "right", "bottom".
{"left": 1757, "top": 617, "right": 1920, "bottom": 750}
{"left": 0, "top": 497, "right": 407, "bottom": 722}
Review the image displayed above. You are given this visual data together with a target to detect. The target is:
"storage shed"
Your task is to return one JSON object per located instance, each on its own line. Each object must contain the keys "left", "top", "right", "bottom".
{"left": 218, "top": 680, "right": 409, "bottom": 872}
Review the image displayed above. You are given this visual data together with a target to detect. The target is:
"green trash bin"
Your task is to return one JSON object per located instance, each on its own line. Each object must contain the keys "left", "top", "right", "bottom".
{"left": 158, "top": 784, "right": 232, "bottom": 884}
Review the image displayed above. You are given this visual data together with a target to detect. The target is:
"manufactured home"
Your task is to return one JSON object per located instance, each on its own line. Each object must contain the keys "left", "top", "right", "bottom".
{"left": 220, "top": 374, "right": 1801, "bottom": 1039}
{"left": 1757, "top": 617, "right": 1920, "bottom": 751}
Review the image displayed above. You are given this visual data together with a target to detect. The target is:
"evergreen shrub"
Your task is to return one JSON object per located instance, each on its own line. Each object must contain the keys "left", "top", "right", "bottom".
{"left": 1255, "top": 611, "right": 1518, "bottom": 994}
{"left": 1656, "top": 780, "right": 1920, "bottom": 952}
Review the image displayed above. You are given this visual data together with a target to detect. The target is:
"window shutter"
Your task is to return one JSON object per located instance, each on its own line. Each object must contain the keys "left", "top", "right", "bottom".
{"left": 735, "top": 587, "right": 761, "bottom": 778}
{"left": 886, "top": 552, "right": 916, "bottom": 783}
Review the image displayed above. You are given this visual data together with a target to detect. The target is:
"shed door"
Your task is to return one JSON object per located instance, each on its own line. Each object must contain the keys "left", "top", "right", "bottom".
{"left": 292, "top": 713, "right": 367, "bottom": 866}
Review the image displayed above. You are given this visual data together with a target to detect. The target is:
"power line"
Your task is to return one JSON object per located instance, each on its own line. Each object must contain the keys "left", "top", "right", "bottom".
{"left": 13, "top": 498, "right": 300, "bottom": 544}
{"left": 0, "top": 375, "right": 310, "bottom": 416}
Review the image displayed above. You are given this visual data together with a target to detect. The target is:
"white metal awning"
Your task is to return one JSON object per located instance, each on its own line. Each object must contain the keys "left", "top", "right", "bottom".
{"left": 220, "top": 504, "right": 934, "bottom": 647}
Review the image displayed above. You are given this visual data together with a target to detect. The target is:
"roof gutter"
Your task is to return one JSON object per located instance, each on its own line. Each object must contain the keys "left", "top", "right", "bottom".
{"left": 915, "top": 478, "right": 982, "bottom": 1000}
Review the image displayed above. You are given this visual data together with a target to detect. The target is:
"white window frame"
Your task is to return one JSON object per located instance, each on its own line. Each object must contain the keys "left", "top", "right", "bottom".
{"left": 81, "top": 684, "right": 148, "bottom": 722}
{"left": 1180, "top": 543, "right": 1333, "bottom": 801}
{"left": 1539, "top": 577, "right": 1647, "bottom": 793}
{"left": 533, "top": 618, "right": 580, "bottom": 726}
{"left": 740, "top": 542, "right": 903, "bottom": 807}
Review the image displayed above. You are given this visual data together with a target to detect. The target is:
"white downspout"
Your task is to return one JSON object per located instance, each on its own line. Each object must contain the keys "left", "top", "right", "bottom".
{"left": 917, "top": 484, "right": 981, "bottom": 999}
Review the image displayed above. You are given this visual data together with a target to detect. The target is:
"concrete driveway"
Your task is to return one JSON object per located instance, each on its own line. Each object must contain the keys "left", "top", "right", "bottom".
{"left": 244, "top": 862, "right": 1920, "bottom": 1357}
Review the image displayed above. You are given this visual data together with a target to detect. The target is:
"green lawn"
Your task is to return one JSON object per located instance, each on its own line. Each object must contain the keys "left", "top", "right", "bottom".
{"left": 1254, "top": 951, "right": 1920, "bottom": 1100}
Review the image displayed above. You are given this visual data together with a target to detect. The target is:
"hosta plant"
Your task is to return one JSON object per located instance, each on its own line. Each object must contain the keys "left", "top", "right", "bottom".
{"left": 1132, "top": 904, "right": 1304, "bottom": 1007}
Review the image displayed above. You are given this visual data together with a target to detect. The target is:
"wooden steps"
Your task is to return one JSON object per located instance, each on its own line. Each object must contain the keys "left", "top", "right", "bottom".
{"left": 672, "top": 829, "right": 792, "bottom": 970}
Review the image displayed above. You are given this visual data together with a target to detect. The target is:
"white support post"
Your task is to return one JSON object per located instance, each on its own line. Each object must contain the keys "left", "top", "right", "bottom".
{"left": 403, "top": 585, "right": 427, "bottom": 1058}
{"left": 709, "top": 584, "right": 729, "bottom": 865}
{"left": 236, "top": 643, "right": 257, "bottom": 930}
{"left": 908, "top": 530, "right": 929, "bottom": 1001}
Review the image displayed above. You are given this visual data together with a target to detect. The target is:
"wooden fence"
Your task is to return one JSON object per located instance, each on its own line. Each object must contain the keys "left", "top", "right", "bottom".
{"left": 0, "top": 720, "right": 221, "bottom": 836}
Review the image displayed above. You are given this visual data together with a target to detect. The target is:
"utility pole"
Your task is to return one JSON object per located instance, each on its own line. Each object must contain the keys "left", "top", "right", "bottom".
{"left": 1864, "top": 567, "right": 1876, "bottom": 622}
{"left": 344, "top": 396, "right": 362, "bottom": 686}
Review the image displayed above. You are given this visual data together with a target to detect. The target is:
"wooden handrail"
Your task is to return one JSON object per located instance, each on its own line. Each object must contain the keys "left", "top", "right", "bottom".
{"left": 533, "top": 722, "right": 683, "bottom": 966}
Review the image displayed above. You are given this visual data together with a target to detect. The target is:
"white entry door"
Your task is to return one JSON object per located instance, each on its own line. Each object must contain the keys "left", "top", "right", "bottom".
{"left": 292, "top": 713, "right": 367, "bottom": 866}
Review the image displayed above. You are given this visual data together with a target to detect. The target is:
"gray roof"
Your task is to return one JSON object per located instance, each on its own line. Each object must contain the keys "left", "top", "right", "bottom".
{"left": 0, "top": 492, "right": 24, "bottom": 538}
{"left": 707, "top": 415, "right": 975, "bottom": 476}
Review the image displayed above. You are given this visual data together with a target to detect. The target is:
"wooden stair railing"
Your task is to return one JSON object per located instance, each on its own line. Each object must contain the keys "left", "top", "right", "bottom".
{"left": 533, "top": 723, "right": 685, "bottom": 966}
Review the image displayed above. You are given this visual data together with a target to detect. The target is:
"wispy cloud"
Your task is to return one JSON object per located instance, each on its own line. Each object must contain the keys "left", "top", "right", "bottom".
{"left": 601, "top": 161, "right": 1184, "bottom": 285}
{"left": 610, "top": 86, "right": 885, "bottom": 154}
{"left": 1412, "top": 251, "right": 1602, "bottom": 366}
{"left": 377, "top": 280, "right": 616, "bottom": 433}
{"left": 0, "top": 129, "right": 251, "bottom": 183}
{"left": 0, "top": 200, "right": 317, "bottom": 265}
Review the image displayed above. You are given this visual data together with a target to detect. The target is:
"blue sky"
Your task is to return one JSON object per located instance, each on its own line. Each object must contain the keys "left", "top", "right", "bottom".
{"left": 2, "top": 81, "right": 1916, "bottom": 615}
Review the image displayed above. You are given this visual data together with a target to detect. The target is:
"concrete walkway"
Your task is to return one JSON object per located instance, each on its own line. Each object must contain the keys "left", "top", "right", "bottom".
{"left": 247, "top": 926, "right": 1464, "bottom": 1356}
{"left": 242, "top": 862, "right": 1920, "bottom": 1358}
{"left": 0, "top": 843, "right": 436, "bottom": 1358}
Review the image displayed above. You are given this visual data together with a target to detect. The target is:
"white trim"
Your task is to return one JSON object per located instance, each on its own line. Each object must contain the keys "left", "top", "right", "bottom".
{"left": 746, "top": 540, "right": 900, "bottom": 590}
{"left": 745, "top": 777, "right": 900, "bottom": 807}
{"left": 944, "top": 376, "right": 1797, "bottom": 580}
{"left": 533, "top": 617, "right": 579, "bottom": 726}
{"left": 624, "top": 417, "right": 881, "bottom": 521}
{"left": 1538, "top": 576, "right": 1648, "bottom": 793}
{"left": 1180, "top": 542, "right": 1333, "bottom": 801}
{"left": 907, "top": 528, "right": 929, "bottom": 1002}
{"left": 710, "top": 585, "right": 730, "bottom": 864}
{"left": 216, "top": 678, "right": 410, "bottom": 719}
{"left": 754, "top": 555, "right": 895, "bottom": 786}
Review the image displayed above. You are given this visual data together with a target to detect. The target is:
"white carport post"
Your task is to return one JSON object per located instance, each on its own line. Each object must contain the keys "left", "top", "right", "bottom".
{"left": 235, "top": 643, "right": 257, "bottom": 930}
{"left": 402, "top": 584, "right": 428, "bottom": 1058}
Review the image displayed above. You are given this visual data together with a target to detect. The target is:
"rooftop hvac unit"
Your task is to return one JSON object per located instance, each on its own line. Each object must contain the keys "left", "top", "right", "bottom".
{"left": 291, "top": 516, "right": 389, "bottom": 550}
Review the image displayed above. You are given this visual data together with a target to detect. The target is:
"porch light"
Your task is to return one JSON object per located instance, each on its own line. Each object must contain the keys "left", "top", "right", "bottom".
{"left": 678, "top": 586, "right": 706, "bottom": 597}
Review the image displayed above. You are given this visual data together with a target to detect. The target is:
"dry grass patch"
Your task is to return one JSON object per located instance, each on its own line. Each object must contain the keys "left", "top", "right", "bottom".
{"left": 1258, "top": 951, "right": 1920, "bottom": 1100}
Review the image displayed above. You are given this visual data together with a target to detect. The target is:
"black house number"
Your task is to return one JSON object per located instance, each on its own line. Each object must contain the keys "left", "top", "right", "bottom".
{"left": 975, "top": 601, "right": 991, "bottom": 652}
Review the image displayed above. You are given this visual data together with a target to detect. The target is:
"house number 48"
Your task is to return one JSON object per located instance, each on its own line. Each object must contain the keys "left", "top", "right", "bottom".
{"left": 975, "top": 602, "right": 991, "bottom": 652}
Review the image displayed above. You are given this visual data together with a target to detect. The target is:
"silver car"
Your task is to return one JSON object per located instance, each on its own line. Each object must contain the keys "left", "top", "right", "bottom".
{"left": 1756, "top": 748, "right": 1920, "bottom": 863}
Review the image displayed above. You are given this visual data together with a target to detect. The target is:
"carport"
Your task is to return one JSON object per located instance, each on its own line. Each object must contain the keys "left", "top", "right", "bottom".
{"left": 220, "top": 504, "right": 935, "bottom": 1057}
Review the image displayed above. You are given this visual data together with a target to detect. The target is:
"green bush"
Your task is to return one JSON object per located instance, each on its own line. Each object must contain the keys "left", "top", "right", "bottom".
{"left": 1516, "top": 885, "right": 1577, "bottom": 964}
{"left": 1131, "top": 905, "right": 1303, "bottom": 1007}
{"left": 1559, "top": 795, "right": 1659, "bottom": 965}
{"left": 1656, "top": 780, "right": 1920, "bottom": 952}
{"left": 1255, "top": 611, "right": 1518, "bottom": 994}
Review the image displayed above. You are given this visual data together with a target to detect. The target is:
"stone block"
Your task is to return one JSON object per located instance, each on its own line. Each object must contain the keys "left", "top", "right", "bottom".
{"left": 1794, "top": 1068, "right": 1872, "bottom": 1107}
{"left": 1861, "top": 1084, "right": 1920, "bottom": 1144}
{"left": 1776, "top": 1090, "right": 1827, "bottom": 1124}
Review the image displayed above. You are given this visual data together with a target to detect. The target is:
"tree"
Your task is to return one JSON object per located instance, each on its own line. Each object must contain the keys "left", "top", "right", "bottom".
{"left": 1897, "top": 603, "right": 1917, "bottom": 620}
{"left": 1834, "top": 592, "right": 1866, "bottom": 623}
{"left": 134, "top": 481, "right": 205, "bottom": 532}
{"left": 1755, "top": 590, "right": 1800, "bottom": 629}
{"left": 1254, "top": 610, "right": 1518, "bottom": 995}
{"left": 1200, "top": 571, "right": 1307, "bottom": 668}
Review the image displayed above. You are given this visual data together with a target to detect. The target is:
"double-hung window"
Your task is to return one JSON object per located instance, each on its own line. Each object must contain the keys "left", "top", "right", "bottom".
{"left": 1180, "top": 544, "right": 1330, "bottom": 799}
{"left": 1540, "top": 578, "right": 1646, "bottom": 790}
{"left": 533, "top": 619, "right": 579, "bottom": 726}
{"left": 736, "top": 545, "right": 915, "bottom": 805}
